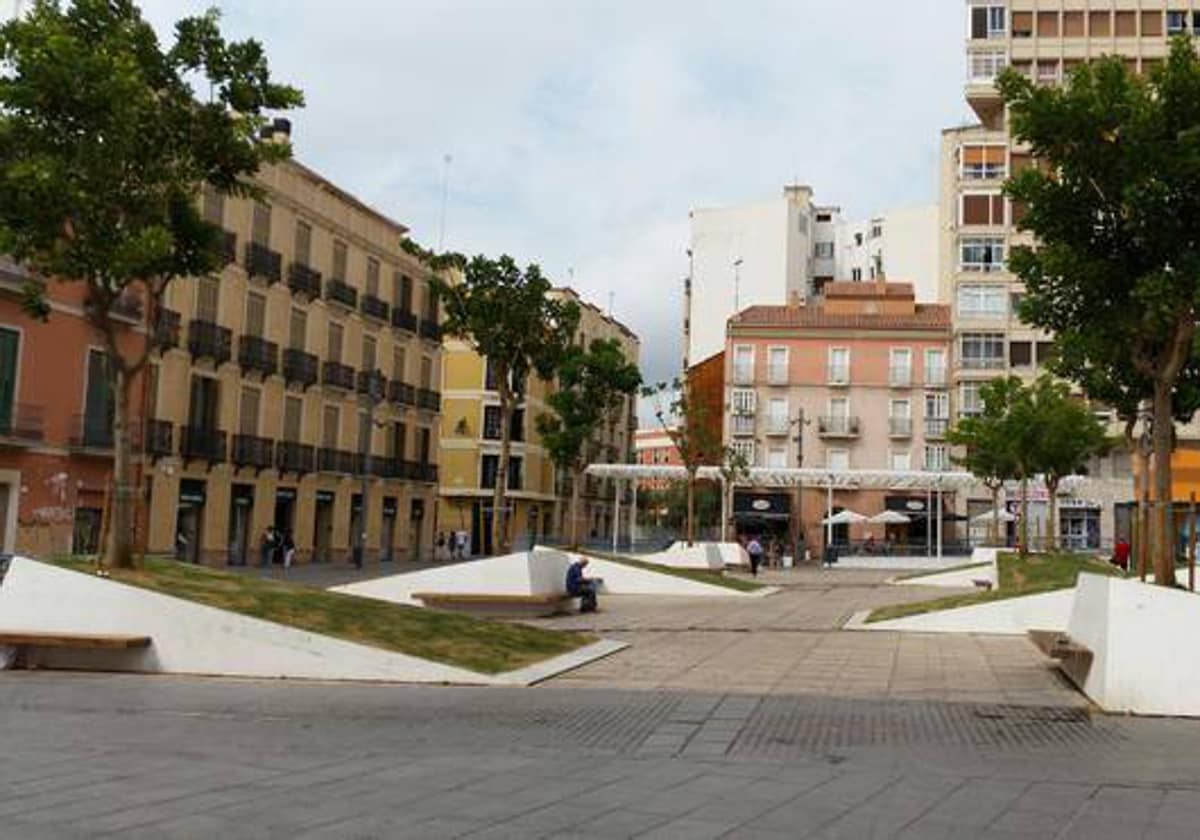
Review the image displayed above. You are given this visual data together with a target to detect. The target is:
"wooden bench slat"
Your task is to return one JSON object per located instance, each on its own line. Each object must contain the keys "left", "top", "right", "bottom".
{"left": 0, "top": 631, "right": 151, "bottom": 650}
{"left": 413, "top": 593, "right": 570, "bottom": 606}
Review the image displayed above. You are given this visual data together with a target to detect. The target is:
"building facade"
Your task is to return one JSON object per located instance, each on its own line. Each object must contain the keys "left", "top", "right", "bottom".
{"left": 634, "top": 427, "right": 682, "bottom": 491}
{"left": 725, "top": 282, "right": 952, "bottom": 549}
{"left": 687, "top": 185, "right": 937, "bottom": 367}
{"left": 438, "top": 288, "right": 639, "bottom": 554}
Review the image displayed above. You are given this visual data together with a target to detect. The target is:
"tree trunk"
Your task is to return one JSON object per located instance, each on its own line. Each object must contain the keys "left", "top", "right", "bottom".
{"left": 1152, "top": 378, "right": 1177, "bottom": 586}
{"left": 569, "top": 466, "right": 581, "bottom": 549}
{"left": 685, "top": 472, "right": 696, "bottom": 547}
{"left": 493, "top": 378, "right": 513, "bottom": 556}
{"left": 104, "top": 364, "right": 136, "bottom": 569}
{"left": 1019, "top": 477, "right": 1029, "bottom": 555}
{"left": 1046, "top": 477, "right": 1058, "bottom": 554}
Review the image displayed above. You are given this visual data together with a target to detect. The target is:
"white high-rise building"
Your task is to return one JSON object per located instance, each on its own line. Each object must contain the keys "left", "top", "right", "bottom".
{"left": 685, "top": 186, "right": 938, "bottom": 366}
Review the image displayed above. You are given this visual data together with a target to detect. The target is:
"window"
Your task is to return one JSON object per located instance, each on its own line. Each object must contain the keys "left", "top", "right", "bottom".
{"left": 890, "top": 451, "right": 910, "bottom": 472}
{"left": 239, "top": 386, "right": 260, "bottom": 436}
{"left": 960, "top": 382, "right": 983, "bottom": 416}
{"left": 968, "top": 4, "right": 1006, "bottom": 39}
{"left": 288, "top": 308, "right": 307, "bottom": 350}
{"left": 196, "top": 276, "right": 219, "bottom": 323}
{"left": 332, "top": 241, "right": 348, "bottom": 282}
{"left": 392, "top": 346, "right": 407, "bottom": 382}
{"left": 767, "top": 448, "right": 787, "bottom": 469}
{"left": 390, "top": 422, "right": 407, "bottom": 459}
{"left": 814, "top": 241, "right": 834, "bottom": 259}
{"left": 960, "top": 193, "right": 1006, "bottom": 226}
{"left": 960, "top": 237, "right": 1005, "bottom": 272}
{"left": 968, "top": 49, "right": 1008, "bottom": 82}
{"left": 815, "top": 212, "right": 833, "bottom": 223}
{"left": 357, "top": 411, "right": 371, "bottom": 454}
{"left": 1037, "top": 341, "right": 1057, "bottom": 367}
{"left": 1090, "top": 11, "right": 1111, "bottom": 37}
{"left": 1168, "top": 10, "right": 1188, "bottom": 34}
{"left": 767, "top": 347, "right": 788, "bottom": 384}
{"left": 1036, "top": 11, "right": 1059, "bottom": 38}
{"left": 925, "top": 392, "right": 949, "bottom": 437}
{"left": 251, "top": 202, "right": 271, "bottom": 247}
{"left": 244, "top": 292, "right": 266, "bottom": 338}
{"left": 327, "top": 322, "right": 344, "bottom": 363}
{"left": 423, "top": 281, "right": 439, "bottom": 321}
{"left": 1037, "top": 60, "right": 1061, "bottom": 85}
{"left": 870, "top": 223, "right": 883, "bottom": 239}
{"left": 924, "top": 349, "right": 947, "bottom": 386}
{"left": 362, "top": 335, "right": 377, "bottom": 372}
{"left": 1142, "top": 10, "right": 1163, "bottom": 37}
{"left": 960, "top": 332, "right": 1005, "bottom": 368}
{"left": 366, "top": 258, "right": 380, "bottom": 297}
{"left": 283, "top": 396, "right": 302, "bottom": 442}
{"left": 957, "top": 285, "right": 1007, "bottom": 318}
{"left": 394, "top": 272, "right": 412, "bottom": 311}
{"left": 417, "top": 426, "right": 431, "bottom": 463}
{"left": 890, "top": 399, "right": 911, "bottom": 419}
{"left": 1011, "top": 11, "right": 1032, "bottom": 37}
{"left": 82, "top": 348, "right": 113, "bottom": 443}
{"left": 1010, "top": 341, "right": 1032, "bottom": 368}
{"left": 732, "top": 345, "right": 754, "bottom": 384}
{"left": 851, "top": 268, "right": 862, "bottom": 282}
{"left": 202, "top": 185, "right": 224, "bottom": 226}
{"left": 767, "top": 397, "right": 788, "bottom": 433}
{"left": 828, "top": 397, "right": 849, "bottom": 421}
{"left": 961, "top": 145, "right": 1006, "bottom": 180}
{"left": 854, "top": 232, "right": 864, "bottom": 246}
{"left": 1115, "top": 11, "right": 1136, "bottom": 38}
{"left": 731, "top": 389, "right": 756, "bottom": 415}
{"left": 730, "top": 439, "right": 755, "bottom": 467}
{"left": 889, "top": 348, "right": 912, "bottom": 386}
{"left": 483, "top": 406, "right": 525, "bottom": 442}
{"left": 481, "top": 454, "right": 499, "bottom": 489}
{"left": 826, "top": 449, "right": 849, "bottom": 472}
{"left": 294, "top": 221, "right": 312, "bottom": 267}
{"left": 828, "top": 347, "right": 849, "bottom": 384}
{"left": 420, "top": 356, "right": 433, "bottom": 389}
{"left": 1062, "top": 11, "right": 1084, "bottom": 37}
{"left": 890, "top": 399, "right": 911, "bottom": 437}
{"left": 507, "top": 456, "right": 523, "bottom": 490}
{"left": 924, "top": 445, "right": 949, "bottom": 472}
{"left": 322, "top": 404, "right": 340, "bottom": 448}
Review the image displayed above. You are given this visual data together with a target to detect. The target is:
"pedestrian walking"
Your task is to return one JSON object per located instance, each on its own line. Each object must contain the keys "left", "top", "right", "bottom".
{"left": 282, "top": 531, "right": 296, "bottom": 569}
{"left": 434, "top": 531, "right": 447, "bottom": 562}
{"left": 259, "top": 526, "right": 276, "bottom": 568}
{"left": 747, "top": 535, "right": 764, "bottom": 577}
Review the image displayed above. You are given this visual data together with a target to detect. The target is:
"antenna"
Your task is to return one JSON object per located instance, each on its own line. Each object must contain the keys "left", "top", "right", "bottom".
{"left": 437, "top": 153, "right": 452, "bottom": 251}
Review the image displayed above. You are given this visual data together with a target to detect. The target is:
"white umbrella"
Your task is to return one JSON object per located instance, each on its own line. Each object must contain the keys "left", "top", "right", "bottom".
{"left": 869, "top": 510, "right": 911, "bottom": 525}
{"left": 822, "top": 509, "right": 868, "bottom": 526}
{"left": 971, "top": 509, "right": 1016, "bottom": 525}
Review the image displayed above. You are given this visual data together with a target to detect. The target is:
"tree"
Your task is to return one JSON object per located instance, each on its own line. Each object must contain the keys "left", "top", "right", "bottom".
{"left": 644, "top": 379, "right": 725, "bottom": 546}
{"left": 998, "top": 39, "right": 1200, "bottom": 583}
{"left": 947, "top": 379, "right": 1021, "bottom": 546}
{"left": 1025, "top": 377, "right": 1111, "bottom": 550}
{"left": 436, "top": 256, "right": 579, "bottom": 555}
{"left": 0, "top": 1, "right": 301, "bottom": 568}
{"left": 537, "top": 338, "right": 641, "bottom": 548}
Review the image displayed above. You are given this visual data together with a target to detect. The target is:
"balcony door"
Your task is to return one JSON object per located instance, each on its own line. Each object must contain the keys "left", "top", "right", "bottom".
{"left": 83, "top": 348, "right": 114, "bottom": 446}
{"left": 0, "top": 328, "right": 15, "bottom": 429}
{"left": 188, "top": 375, "right": 220, "bottom": 430}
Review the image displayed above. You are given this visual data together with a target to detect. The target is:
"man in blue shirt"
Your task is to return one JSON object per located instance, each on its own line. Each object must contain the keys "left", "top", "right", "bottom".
{"left": 565, "top": 557, "right": 598, "bottom": 613}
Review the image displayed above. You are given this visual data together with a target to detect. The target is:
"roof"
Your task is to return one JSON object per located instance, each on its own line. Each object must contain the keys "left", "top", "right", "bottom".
{"left": 730, "top": 304, "right": 951, "bottom": 332}
{"left": 824, "top": 281, "right": 914, "bottom": 298}
{"left": 284, "top": 159, "right": 409, "bottom": 237}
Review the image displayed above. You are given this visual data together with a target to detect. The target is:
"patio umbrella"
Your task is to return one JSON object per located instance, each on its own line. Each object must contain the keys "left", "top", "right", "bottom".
{"left": 869, "top": 511, "right": 911, "bottom": 525}
{"left": 821, "top": 509, "right": 868, "bottom": 526}
{"left": 971, "top": 509, "right": 1016, "bottom": 525}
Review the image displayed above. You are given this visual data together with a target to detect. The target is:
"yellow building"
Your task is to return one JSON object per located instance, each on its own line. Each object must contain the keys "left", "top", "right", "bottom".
{"left": 146, "top": 157, "right": 445, "bottom": 566}
{"left": 438, "top": 288, "right": 640, "bottom": 554}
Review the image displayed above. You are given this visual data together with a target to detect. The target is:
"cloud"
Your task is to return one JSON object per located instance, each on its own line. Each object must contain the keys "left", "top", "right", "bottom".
{"left": 142, "top": 0, "right": 969, "bottom": 392}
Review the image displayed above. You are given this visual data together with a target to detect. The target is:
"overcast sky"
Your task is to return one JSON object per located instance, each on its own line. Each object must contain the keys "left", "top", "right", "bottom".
{"left": 144, "top": 0, "right": 971, "bottom": 389}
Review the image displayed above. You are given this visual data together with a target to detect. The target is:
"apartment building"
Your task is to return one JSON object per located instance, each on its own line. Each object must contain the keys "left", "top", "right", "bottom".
{"left": 438, "top": 288, "right": 639, "bottom": 554}
{"left": 634, "top": 427, "right": 682, "bottom": 491}
{"left": 687, "top": 186, "right": 937, "bottom": 367}
{"left": 148, "top": 160, "right": 445, "bottom": 565}
{"left": 725, "top": 282, "right": 952, "bottom": 545}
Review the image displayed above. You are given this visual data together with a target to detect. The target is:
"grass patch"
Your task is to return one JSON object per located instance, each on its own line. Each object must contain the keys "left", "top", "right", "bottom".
{"left": 47, "top": 555, "right": 592, "bottom": 674}
{"left": 575, "top": 549, "right": 765, "bottom": 593}
{"left": 867, "top": 552, "right": 1125, "bottom": 624}
{"left": 893, "top": 561, "right": 991, "bottom": 582}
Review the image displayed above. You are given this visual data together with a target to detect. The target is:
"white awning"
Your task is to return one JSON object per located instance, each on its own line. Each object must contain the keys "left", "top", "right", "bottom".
{"left": 822, "top": 509, "right": 868, "bottom": 526}
{"left": 584, "top": 464, "right": 979, "bottom": 490}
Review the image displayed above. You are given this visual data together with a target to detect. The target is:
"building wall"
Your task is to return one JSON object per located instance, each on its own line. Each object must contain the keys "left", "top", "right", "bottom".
{"left": 686, "top": 351, "right": 725, "bottom": 465}
{"left": 634, "top": 428, "right": 682, "bottom": 491}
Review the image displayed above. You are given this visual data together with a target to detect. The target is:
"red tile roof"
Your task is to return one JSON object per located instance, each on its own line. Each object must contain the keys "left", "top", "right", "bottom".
{"left": 730, "top": 304, "right": 951, "bottom": 331}
{"left": 824, "top": 281, "right": 915, "bottom": 298}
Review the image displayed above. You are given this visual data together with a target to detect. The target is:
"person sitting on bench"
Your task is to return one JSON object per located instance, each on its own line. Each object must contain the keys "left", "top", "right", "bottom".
{"left": 565, "top": 557, "right": 598, "bottom": 613}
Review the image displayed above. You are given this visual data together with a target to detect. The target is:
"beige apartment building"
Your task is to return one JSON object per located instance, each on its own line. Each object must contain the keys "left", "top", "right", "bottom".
{"left": 438, "top": 288, "right": 639, "bottom": 554}
{"left": 147, "top": 159, "right": 445, "bottom": 566}
{"left": 942, "top": 1, "right": 1187, "bottom": 420}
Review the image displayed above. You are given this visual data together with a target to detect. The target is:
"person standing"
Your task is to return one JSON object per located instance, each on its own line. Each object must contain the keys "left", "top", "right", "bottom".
{"left": 259, "top": 526, "right": 276, "bottom": 568}
{"left": 282, "top": 531, "right": 296, "bottom": 570}
{"left": 747, "top": 535, "right": 764, "bottom": 577}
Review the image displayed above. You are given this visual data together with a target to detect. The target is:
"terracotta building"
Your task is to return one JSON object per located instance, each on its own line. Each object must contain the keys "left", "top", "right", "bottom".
{"left": 634, "top": 427, "right": 682, "bottom": 491}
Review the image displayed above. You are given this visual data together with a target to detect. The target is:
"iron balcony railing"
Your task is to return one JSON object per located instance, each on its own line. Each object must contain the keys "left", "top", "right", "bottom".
{"left": 387, "top": 380, "right": 416, "bottom": 407}
{"left": 325, "top": 277, "right": 358, "bottom": 309}
{"left": 416, "top": 388, "right": 441, "bottom": 412}
{"left": 287, "top": 261, "right": 322, "bottom": 298}
{"left": 730, "top": 415, "right": 755, "bottom": 436}
{"left": 318, "top": 447, "right": 356, "bottom": 475}
{"left": 245, "top": 241, "right": 282, "bottom": 284}
{"left": 818, "top": 416, "right": 860, "bottom": 438}
{"left": 361, "top": 294, "right": 390, "bottom": 321}
{"left": 231, "top": 434, "right": 275, "bottom": 470}
{"left": 187, "top": 319, "right": 232, "bottom": 365}
{"left": 889, "top": 367, "right": 913, "bottom": 388}
{"left": 419, "top": 318, "right": 443, "bottom": 342}
{"left": 238, "top": 335, "right": 279, "bottom": 378}
{"left": 153, "top": 308, "right": 181, "bottom": 350}
{"left": 180, "top": 426, "right": 227, "bottom": 463}
{"left": 925, "top": 418, "right": 950, "bottom": 439}
{"left": 924, "top": 368, "right": 949, "bottom": 387}
{"left": 889, "top": 417, "right": 913, "bottom": 438}
{"left": 220, "top": 230, "right": 238, "bottom": 266}
{"left": 765, "top": 417, "right": 791, "bottom": 436}
{"left": 826, "top": 366, "right": 850, "bottom": 386}
{"left": 275, "top": 441, "right": 315, "bottom": 474}
{"left": 391, "top": 308, "right": 418, "bottom": 333}
{"left": 356, "top": 369, "right": 387, "bottom": 401}
{"left": 70, "top": 413, "right": 113, "bottom": 449}
{"left": 282, "top": 348, "right": 319, "bottom": 389}
{"left": 322, "top": 360, "right": 355, "bottom": 391}
{"left": 142, "top": 419, "right": 173, "bottom": 458}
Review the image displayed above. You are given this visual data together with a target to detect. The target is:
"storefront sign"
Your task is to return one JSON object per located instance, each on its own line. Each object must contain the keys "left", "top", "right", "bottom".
{"left": 179, "top": 479, "right": 206, "bottom": 506}
{"left": 315, "top": 490, "right": 335, "bottom": 504}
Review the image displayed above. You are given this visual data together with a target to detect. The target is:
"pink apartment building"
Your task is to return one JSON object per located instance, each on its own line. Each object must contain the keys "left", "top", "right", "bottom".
{"left": 634, "top": 427, "right": 682, "bottom": 491}
{"left": 725, "top": 282, "right": 953, "bottom": 552}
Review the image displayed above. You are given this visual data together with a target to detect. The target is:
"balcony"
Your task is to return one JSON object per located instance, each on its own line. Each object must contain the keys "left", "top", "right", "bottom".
{"left": 960, "top": 356, "right": 1006, "bottom": 371}
{"left": 826, "top": 366, "right": 850, "bottom": 386}
{"left": 153, "top": 308, "right": 181, "bottom": 350}
{"left": 0, "top": 403, "right": 44, "bottom": 444}
{"left": 409, "top": 461, "right": 438, "bottom": 484}
{"left": 387, "top": 380, "right": 416, "bottom": 407}
{"left": 731, "top": 414, "right": 755, "bottom": 437}
{"left": 925, "top": 418, "right": 950, "bottom": 439}
{"left": 220, "top": 229, "right": 237, "bottom": 266}
{"left": 391, "top": 308, "right": 418, "bottom": 333}
{"left": 318, "top": 447, "right": 355, "bottom": 475}
{"left": 419, "top": 319, "right": 443, "bottom": 342}
{"left": 142, "top": 419, "right": 173, "bottom": 458}
{"left": 325, "top": 278, "right": 358, "bottom": 309}
{"left": 187, "top": 319, "right": 232, "bottom": 365}
{"left": 765, "top": 417, "right": 791, "bottom": 437}
{"left": 818, "top": 416, "right": 860, "bottom": 439}
{"left": 361, "top": 294, "right": 389, "bottom": 321}
{"left": 417, "top": 388, "right": 441, "bottom": 412}
{"left": 282, "top": 348, "right": 319, "bottom": 389}
{"left": 356, "top": 369, "right": 387, "bottom": 401}
{"left": 889, "top": 417, "right": 913, "bottom": 438}
{"left": 232, "top": 434, "right": 275, "bottom": 470}
{"left": 275, "top": 441, "right": 315, "bottom": 474}
{"left": 889, "top": 368, "right": 913, "bottom": 388}
{"left": 180, "top": 426, "right": 227, "bottom": 463}
{"left": 767, "top": 365, "right": 788, "bottom": 386}
{"left": 924, "top": 368, "right": 949, "bottom": 388}
{"left": 322, "top": 360, "right": 355, "bottom": 391}
{"left": 245, "top": 241, "right": 282, "bottom": 284}
{"left": 732, "top": 366, "right": 753, "bottom": 386}
{"left": 238, "top": 335, "right": 279, "bottom": 378}
{"left": 69, "top": 413, "right": 113, "bottom": 450}
{"left": 287, "top": 262, "right": 322, "bottom": 299}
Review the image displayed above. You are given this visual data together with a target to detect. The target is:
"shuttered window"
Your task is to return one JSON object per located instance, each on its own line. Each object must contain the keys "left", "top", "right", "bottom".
{"left": 322, "top": 405, "right": 340, "bottom": 448}
{"left": 196, "top": 276, "right": 220, "bottom": 322}
{"left": 961, "top": 145, "right": 1006, "bottom": 179}
{"left": 393, "top": 346, "right": 406, "bottom": 382}
{"left": 961, "top": 194, "right": 1006, "bottom": 226}
{"left": 1089, "top": 11, "right": 1111, "bottom": 37}
{"left": 283, "top": 396, "right": 302, "bottom": 442}
{"left": 327, "top": 322, "right": 343, "bottom": 364}
{"left": 245, "top": 291, "right": 266, "bottom": 338}
{"left": 289, "top": 308, "right": 306, "bottom": 350}
{"left": 366, "top": 258, "right": 380, "bottom": 297}
{"left": 202, "top": 185, "right": 224, "bottom": 226}
{"left": 239, "top": 386, "right": 260, "bottom": 436}
{"left": 294, "top": 221, "right": 312, "bottom": 267}
{"left": 333, "top": 240, "right": 348, "bottom": 281}
{"left": 252, "top": 203, "right": 271, "bottom": 247}
{"left": 1036, "top": 11, "right": 1059, "bottom": 37}
{"left": 362, "top": 335, "right": 377, "bottom": 372}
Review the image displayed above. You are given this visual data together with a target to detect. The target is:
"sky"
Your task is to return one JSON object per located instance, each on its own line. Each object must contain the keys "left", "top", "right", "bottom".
{"left": 141, "top": 0, "right": 971, "bottom": 394}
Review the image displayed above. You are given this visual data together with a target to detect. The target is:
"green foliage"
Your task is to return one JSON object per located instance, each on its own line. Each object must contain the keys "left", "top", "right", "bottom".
{"left": 0, "top": 0, "right": 303, "bottom": 323}
{"left": 1027, "top": 377, "right": 1111, "bottom": 490}
{"left": 639, "top": 482, "right": 721, "bottom": 529}
{"left": 947, "top": 377, "right": 1024, "bottom": 490}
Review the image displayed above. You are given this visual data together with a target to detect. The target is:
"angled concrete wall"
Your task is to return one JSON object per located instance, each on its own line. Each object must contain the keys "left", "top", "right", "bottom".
{"left": 860, "top": 589, "right": 1074, "bottom": 636}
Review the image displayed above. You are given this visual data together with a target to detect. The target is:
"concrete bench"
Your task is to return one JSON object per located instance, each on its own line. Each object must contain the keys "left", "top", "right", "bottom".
{"left": 1027, "top": 629, "right": 1094, "bottom": 688}
{"left": 412, "top": 592, "right": 576, "bottom": 618}
{"left": 0, "top": 631, "right": 151, "bottom": 670}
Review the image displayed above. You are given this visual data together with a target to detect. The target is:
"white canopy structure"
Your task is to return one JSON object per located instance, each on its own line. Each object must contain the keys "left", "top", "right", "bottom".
{"left": 585, "top": 464, "right": 980, "bottom": 490}
{"left": 870, "top": 511, "right": 912, "bottom": 525}
{"left": 822, "top": 510, "right": 868, "bottom": 526}
{"left": 971, "top": 509, "right": 1017, "bottom": 525}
